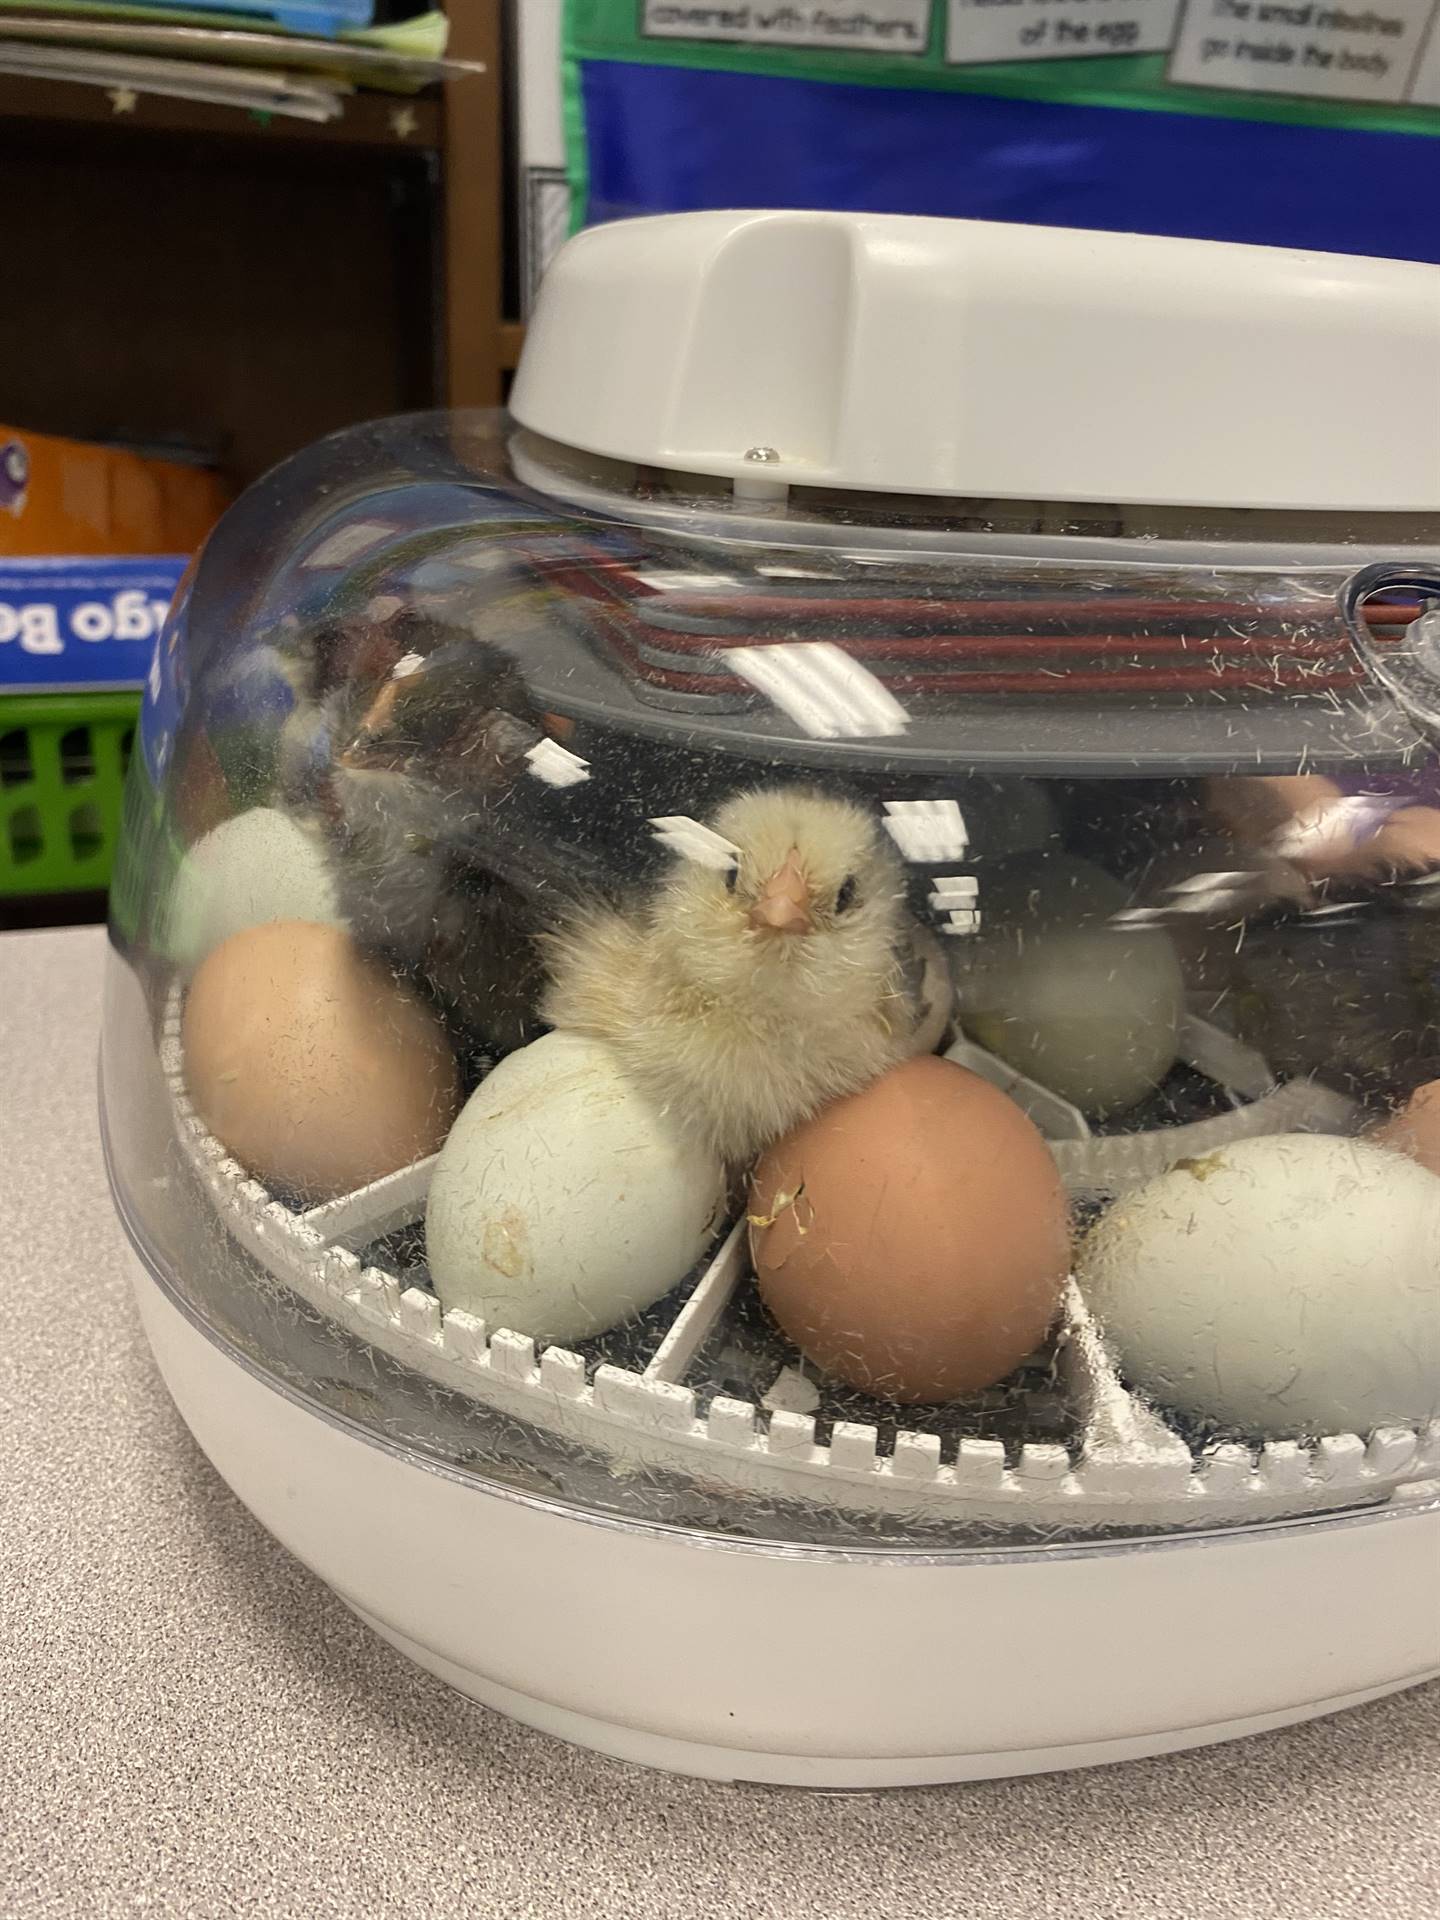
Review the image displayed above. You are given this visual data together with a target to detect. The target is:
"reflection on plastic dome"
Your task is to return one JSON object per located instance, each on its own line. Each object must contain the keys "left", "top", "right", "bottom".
{"left": 102, "top": 413, "right": 1440, "bottom": 1551}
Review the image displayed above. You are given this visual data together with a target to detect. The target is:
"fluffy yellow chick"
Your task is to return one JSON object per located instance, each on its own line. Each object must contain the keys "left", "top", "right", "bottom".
{"left": 540, "top": 787, "right": 944, "bottom": 1166}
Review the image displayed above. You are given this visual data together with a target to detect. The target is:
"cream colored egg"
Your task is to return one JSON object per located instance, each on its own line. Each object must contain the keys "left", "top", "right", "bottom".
{"left": 1078, "top": 1134, "right": 1440, "bottom": 1437}
{"left": 162, "top": 806, "right": 344, "bottom": 974}
{"left": 426, "top": 1031, "right": 727, "bottom": 1345}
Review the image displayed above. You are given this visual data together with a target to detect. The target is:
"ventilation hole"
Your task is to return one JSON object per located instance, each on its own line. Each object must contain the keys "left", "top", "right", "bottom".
{"left": 1349, "top": 570, "right": 1440, "bottom": 732}
{"left": 68, "top": 802, "right": 103, "bottom": 862}
{"left": 0, "top": 730, "right": 32, "bottom": 789}
{"left": 7, "top": 804, "right": 43, "bottom": 865}
{"left": 118, "top": 727, "right": 135, "bottom": 772}
{"left": 59, "top": 726, "right": 95, "bottom": 785}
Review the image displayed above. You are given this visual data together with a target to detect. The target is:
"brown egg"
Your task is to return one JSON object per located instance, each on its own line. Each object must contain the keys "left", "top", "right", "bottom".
{"left": 183, "top": 919, "right": 460, "bottom": 1201}
{"left": 1204, "top": 773, "right": 1343, "bottom": 844}
{"left": 748, "top": 1055, "right": 1070, "bottom": 1404}
{"left": 1372, "top": 1080, "right": 1440, "bottom": 1177}
{"left": 1364, "top": 806, "right": 1440, "bottom": 879}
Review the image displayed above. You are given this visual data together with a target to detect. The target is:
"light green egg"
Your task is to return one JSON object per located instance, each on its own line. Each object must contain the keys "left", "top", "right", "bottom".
{"left": 953, "top": 855, "right": 1184, "bottom": 1116}
{"left": 159, "top": 806, "right": 345, "bottom": 974}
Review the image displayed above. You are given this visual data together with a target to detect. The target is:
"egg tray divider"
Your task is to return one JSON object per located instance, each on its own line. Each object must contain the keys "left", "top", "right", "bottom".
{"left": 160, "top": 990, "right": 1440, "bottom": 1532}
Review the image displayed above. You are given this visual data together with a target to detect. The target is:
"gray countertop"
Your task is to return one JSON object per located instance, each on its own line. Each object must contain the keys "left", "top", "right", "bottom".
{"left": 3, "top": 924, "right": 1439, "bottom": 1920}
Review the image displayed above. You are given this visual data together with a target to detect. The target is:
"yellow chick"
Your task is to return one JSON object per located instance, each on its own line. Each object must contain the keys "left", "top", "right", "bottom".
{"left": 540, "top": 787, "right": 944, "bottom": 1166}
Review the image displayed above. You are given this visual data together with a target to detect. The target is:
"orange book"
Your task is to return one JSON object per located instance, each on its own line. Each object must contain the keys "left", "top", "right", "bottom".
{"left": 0, "top": 425, "right": 230, "bottom": 557}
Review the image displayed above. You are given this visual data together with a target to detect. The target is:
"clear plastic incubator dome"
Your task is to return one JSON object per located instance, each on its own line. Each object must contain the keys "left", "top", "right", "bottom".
{"left": 102, "top": 213, "right": 1440, "bottom": 1783}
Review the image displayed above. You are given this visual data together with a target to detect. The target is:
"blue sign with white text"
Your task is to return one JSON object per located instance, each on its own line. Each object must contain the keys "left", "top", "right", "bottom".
{"left": 0, "top": 555, "right": 188, "bottom": 693}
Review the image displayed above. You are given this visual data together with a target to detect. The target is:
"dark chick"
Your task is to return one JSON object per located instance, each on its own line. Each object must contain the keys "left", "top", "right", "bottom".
{"left": 323, "top": 634, "right": 592, "bottom": 1058}
{"left": 273, "top": 606, "right": 420, "bottom": 809}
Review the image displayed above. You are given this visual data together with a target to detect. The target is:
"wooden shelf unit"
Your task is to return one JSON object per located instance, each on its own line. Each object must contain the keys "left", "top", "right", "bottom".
{"left": 0, "top": 68, "right": 443, "bottom": 148}
{"left": 0, "top": 0, "right": 513, "bottom": 487}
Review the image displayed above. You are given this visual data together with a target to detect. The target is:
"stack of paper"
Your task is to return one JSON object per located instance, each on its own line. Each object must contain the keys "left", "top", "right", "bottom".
{"left": 0, "top": 38, "right": 346, "bottom": 114}
{"left": 0, "top": 6, "right": 472, "bottom": 121}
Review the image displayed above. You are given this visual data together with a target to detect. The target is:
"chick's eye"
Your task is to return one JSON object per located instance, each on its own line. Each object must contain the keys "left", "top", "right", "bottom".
{"left": 724, "top": 864, "right": 739, "bottom": 894}
{"left": 835, "top": 874, "right": 859, "bottom": 913}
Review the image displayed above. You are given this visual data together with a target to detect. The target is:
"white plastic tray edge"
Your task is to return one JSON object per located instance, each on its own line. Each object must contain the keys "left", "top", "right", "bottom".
{"left": 159, "top": 1002, "right": 1439, "bottom": 1531}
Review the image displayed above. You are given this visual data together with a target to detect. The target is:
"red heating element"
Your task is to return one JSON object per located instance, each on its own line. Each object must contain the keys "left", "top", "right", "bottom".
{"left": 518, "top": 541, "right": 1418, "bottom": 706}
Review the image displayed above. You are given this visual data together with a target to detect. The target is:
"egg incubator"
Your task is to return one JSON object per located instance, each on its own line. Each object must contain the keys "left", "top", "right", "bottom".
{"left": 102, "top": 212, "right": 1440, "bottom": 1786}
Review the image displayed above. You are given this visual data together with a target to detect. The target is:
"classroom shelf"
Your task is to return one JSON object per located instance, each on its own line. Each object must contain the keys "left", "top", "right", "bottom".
{"left": 0, "top": 69, "right": 443, "bottom": 149}
{"left": 0, "top": 0, "right": 510, "bottom": 485}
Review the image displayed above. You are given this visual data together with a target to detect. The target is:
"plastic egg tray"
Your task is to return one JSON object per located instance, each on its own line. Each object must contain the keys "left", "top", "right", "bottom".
{"left": 160, "top": 989, "right": 1440, "bottom": 1534}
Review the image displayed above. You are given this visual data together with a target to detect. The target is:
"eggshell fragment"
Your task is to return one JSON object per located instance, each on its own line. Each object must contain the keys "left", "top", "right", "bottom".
{"left": 183, "top": 919, "right": 458, "bottom": 1200}
{"left": 1077, "top": 1134, "right": 1440, "bottom": 1438}
{"left": 427, "top": 1031, "right": 727, "bottom": 1344}
{"left": 749, "top": 1055, "right": 1070, "bottom": 1404}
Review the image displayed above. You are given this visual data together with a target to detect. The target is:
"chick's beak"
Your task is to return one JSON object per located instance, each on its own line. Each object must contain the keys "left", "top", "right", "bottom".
{"left": 337, "top": 679, "right": 406, "bottom": 772}
{"left": 747, "top": 848, "right": 814, "bottom": 936}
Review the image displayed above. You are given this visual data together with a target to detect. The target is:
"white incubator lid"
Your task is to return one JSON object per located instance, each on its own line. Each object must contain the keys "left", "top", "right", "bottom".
{"left": 510, "top": 208, "right": 1440, "bottom": 516}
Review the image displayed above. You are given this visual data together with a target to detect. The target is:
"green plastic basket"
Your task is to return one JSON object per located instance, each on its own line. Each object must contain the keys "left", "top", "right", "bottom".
{"left": 0, "top": 690, "right": 140, "bottom": 898}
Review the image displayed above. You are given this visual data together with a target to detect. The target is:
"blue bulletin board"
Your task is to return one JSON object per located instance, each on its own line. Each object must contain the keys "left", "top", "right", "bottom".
{"left": 564, "top": 0, "right": 1440, "bottom": 261}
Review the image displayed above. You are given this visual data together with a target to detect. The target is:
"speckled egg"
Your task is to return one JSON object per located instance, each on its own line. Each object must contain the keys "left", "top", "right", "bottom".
{"left": 1077, "top": 1134, "right": 1440, "bottom": 1437}
{"left": 426, "top": 1031, "right": 727, "bottom": 1345}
